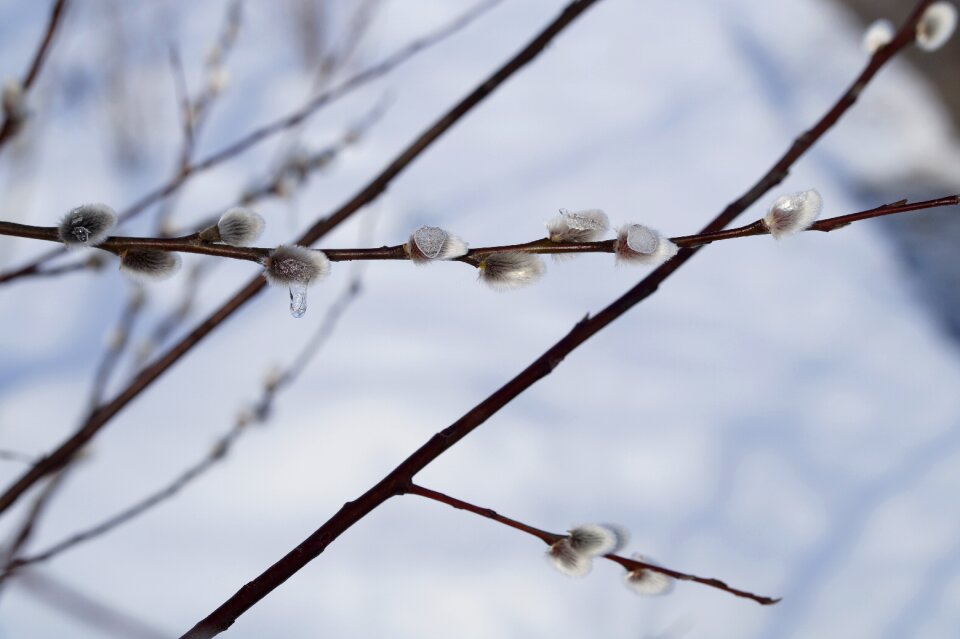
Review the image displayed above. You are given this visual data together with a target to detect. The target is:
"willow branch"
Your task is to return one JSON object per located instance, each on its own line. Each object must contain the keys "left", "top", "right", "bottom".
{"left": 0, "top": 0, "right": 607, "bottom": 519}
{"left": 0, "top": 0, "right": 70, "bottom": 151}
{"left": 0, "top": 0, "right": 499, "bottom": 285}
{"left": 178, "top": 4, "right": 933, "bottom": 637}
{"left": 2, "top": 195, "right": 955, "bottom": 269}
{"left": 407, "top": 484, "right": 779, "bottom": 606}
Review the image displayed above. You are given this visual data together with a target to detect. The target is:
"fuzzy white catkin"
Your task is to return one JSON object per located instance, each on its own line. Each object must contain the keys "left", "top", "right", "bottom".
{"left": 863, "top": 19, "right": 895, "bottom": 54}
{"left": 217, "top": 207, "right": 265, "bottom": 246}
{"left": 1, "top": 78, "right": 25, "bottom": 120}
{"left": 58, "top": 204, "right": 118, "bottom": 248}
{"left": 546, "top": 539, "right": 592, "bottom": 577}
{"left": 262, "top": 245, "right": 330, "bottom": 287}
{"left": 916, "top": 2, "right": 958, "bottom": 51}
{"left": 478, "top": 252, "right": 545, "bottom": 290}
{"left": 405, "top": 226, "right": 468, "bottom": 263}
{"left": 614, "top": 224, "right": 678, "bottom": 265}
{"left": 763, "top": 189, "right": 822, "bottom": 239}
{"left": 624, "top": 555, "right": 675, "bottom": 596}
{"left": 546, "top": 209, "right": 610, "bottom": 243}
{"left": 567, "top": 524, "right": 625, "bottom": 557}
{"left": 119, "top": 250, "right": 181, "bottom": 281}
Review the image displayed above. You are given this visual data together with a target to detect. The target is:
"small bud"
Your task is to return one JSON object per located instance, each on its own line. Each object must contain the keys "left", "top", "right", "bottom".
{"left": 2, "top": 78, "right": 26, "bottom": 122}
{"left": 546, "top": 538, "right": 592, "bottom": 577}
{"left": 477, "top": 252, "right": 545, "bottom": 290}
{"left": 568, "top": 524, "right": 628, "bottom": 557}
{"left": 216, "top": 207, "right": 265, "bottom": 246}
{"left": 58, "top": 204, "right": 117, "bottom": 248}
{"left": 614, "top": 224, "right": 678, "bottom": 265}
{"left": 916, "top": 2, "right": 957, "bottom": 51}
{"left": 863, "top": 19, "right": 895, "bottom": 54}
{"left": 119, "top": 250, "right": 182, "bottom": 281}
{"left": 762, "top": 189, "right": 822, "bottom": 239}
{"left": 546, "top": 209, "right": 610, "bottom": 243}
{"left": 261, "top": 245, "right": 330, "bottom": 287}
{"left": 624, "top": 555, "right": 675, "bottom": 596}
{"left": 404, "top": 226, "right": 468, "bottom": 263}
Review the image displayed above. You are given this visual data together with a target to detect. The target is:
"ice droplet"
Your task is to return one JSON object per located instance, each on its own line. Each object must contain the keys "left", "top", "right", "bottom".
{"left": 289, "top": 284, "right": 307, "bottom": 318}
{"left": 626, "top": 225, "right": 659, "bottom": 255}
{"left": 413, "top": 226, "right": 447, "bottom": 259}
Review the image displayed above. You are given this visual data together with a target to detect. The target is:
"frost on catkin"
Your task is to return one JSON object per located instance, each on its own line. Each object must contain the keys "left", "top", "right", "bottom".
{"left": 58, "top": 204, "right": 117, "bottom": 248}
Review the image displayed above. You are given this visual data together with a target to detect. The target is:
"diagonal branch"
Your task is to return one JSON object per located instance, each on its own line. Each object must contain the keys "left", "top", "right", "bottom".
{"left": 176, "top": 3, "right": 935, "bottom": 637}
{"left": 0, "top": 0, "right": 608, "bottom": 518}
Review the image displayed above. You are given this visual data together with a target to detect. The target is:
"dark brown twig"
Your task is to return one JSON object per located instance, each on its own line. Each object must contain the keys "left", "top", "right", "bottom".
{"left": 0, "top": 0, "right": 500, "bottom": 285}
{"left": 0, "top": 0, "right": 69, "bottom": 150}
{"left": 176, "top": 4, "right": 933, "bottom": 637}
{"left": 0, "top": 0, "right": 607, "bottom": 520}
{"left": 407, "top": 484, "right": 779, "bottom": 605}
{"left": 2, "top": 195, "right": 955, "bottom": 267}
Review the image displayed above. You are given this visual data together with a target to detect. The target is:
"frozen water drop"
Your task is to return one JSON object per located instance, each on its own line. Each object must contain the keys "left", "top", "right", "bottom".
{"left": 289, "top": 284, "right": 307, "bottom": 318}
{"left": 626, "top": 225, "right": 659, "bottom": 255}
{"left": 413, "top": 226, "right": 448, "bottom": 259}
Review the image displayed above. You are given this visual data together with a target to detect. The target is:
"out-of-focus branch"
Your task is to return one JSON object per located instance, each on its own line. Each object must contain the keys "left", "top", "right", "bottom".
{"left": 16, "top": 571, "right": 170, "bottom": 639}
{"left": 0, "top": 0, "right": 602, "bottom": 520}
{"left": 0, "top": 261, "right": 367, "bottom": 580}
{"left": 407, "top": 484, "right": 779, "bottom": 605}
{"left": 0, "top": 0, "right": 500, "bottom": 284}
{"left": 0, "top": 0, "right": 70, "bottom": 151}
{"left": 177, "top": 4, "right": 934, "bottom": 637}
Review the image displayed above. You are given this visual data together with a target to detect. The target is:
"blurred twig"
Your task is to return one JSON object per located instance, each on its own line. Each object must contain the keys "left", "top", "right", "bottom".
{"left": 0, "top": 0, "right": 70, "bottom": 151}
{"left": 0, "top": 0, "right": 500, "bottom": 284}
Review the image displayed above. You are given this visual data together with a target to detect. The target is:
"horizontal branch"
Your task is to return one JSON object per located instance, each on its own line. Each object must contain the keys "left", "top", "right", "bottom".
{"left": 407, "top": 484, "right": 779, "bottom": 606}
{"left": 1, "top": 195, "right": 955, "bottom": 272}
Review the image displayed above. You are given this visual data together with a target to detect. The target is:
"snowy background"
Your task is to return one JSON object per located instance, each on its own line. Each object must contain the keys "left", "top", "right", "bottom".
{"left": 1, "top": 0, "right": 960, "bottom": 637}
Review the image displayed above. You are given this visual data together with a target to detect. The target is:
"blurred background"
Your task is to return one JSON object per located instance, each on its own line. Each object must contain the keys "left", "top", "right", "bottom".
{"left": 1, "top": 0, "right": 959, "bottom": 637}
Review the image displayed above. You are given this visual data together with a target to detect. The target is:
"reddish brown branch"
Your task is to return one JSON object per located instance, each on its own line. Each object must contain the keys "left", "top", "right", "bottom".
{"left": 2, "top": 195, "right": 955, "bottom": 268}
{"left": 175, "top": 4, "right": 932, "bottom": 637}
{"left": 408, "top": 484, "right": 778, "bottom": 605}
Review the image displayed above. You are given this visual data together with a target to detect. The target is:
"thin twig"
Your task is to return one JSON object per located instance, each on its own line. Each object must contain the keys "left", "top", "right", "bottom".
{"left": 2, "top": 195, "right": 956, "bottom": 267}
{"left": 0, "top": 0, "right": 500, "bottom": 284}
{"left": 175, "top": 4, "right": 934, "bottom": 637}
{"left": 0, "top": 0, "right": 604, "bottom": 519}
{"left": 407, "top": 484, "right": 779, "bottom": 606}
{"left": 0, "top": 0, "right": 70, "bottom": 151}
{"left": 17, "top": 571, "right": 170, "bottom": 639}
{"left": 1, "top": 258, "right": 368, "bottom": 580}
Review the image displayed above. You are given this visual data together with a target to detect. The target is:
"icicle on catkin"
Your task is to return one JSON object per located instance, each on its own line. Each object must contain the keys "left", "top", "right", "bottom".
{"left": 404, "top": 226, "right": 468, "bottom": 263}
{"left": 624, "top": 555, "right": 675, "bottom": 596}
{"left": 863, "top": 19, "right": 895, "bottom": 54}
{"left": 546, "top": 209, "right": 609, "bottom": 243}
{"left": 119, "top": 250, "right": 181, "bottom": 281}
{"left": 58, "top": 204, "right": 117, "bottom": 248}
{"left": 916, "top": 2, "right": 958, "bottom": 51}
{"left": 261, "top": 245, "right": 330, "bottom": 318}
{"left": 613, "top": 224, "right": 678, "bottom": 265}
{"left": 478, "top": 252, "right": 545, "bottom": 290}
{"left": 762, "top": 189, "right": 822, "bottom": 239}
